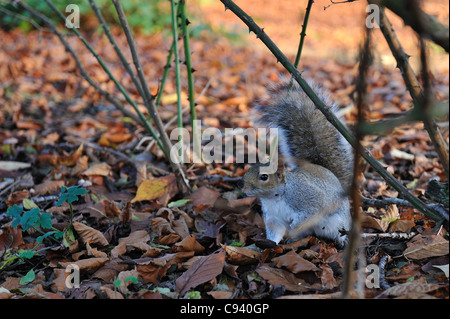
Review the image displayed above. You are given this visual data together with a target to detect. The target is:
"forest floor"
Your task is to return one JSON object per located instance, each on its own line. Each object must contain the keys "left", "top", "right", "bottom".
{"left": 0, "top": 0, "right": 448, "bottom": 300}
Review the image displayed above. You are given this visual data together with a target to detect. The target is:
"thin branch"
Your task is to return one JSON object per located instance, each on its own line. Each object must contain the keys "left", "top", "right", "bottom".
{"left": 155, "top": 41, "right": 175, "bottom": 108}
{"left": 111, "top": 0, "right": 190, "bottom": 192}
{"left": 169, "top": 0, "right": 184, "bottom": 163}
{"left": 88, "top": 0, "right": 144, "bottom": 100}
{"left": 180, "top": 0, "right": 200, "bottom": 162}
{"left": 294, "top": 0, "right": 314, "bottom": 68}
{"left": 42, "top": 0, "right": 165, "bottom": 153}
{"left": 219, "top": 0, "right": 442, "bottom": 222}
{"left": 11, "top": 0, "right": 141, "bottom": 126}
{"left": 342, "top": 25, "right": 372, "bottom": 299}
{"left": 378, "top": 0, "right": 449, "bottom": 53}
{"left": 371, "top": 1, "right": 449, "bottom": 180}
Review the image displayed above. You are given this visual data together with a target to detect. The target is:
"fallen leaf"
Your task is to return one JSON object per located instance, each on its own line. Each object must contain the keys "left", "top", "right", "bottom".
{"left": 116, "top": 269, "right": 140, "bottom": 295}
{"left": 222, "top": 244, "right": 261, "bottom": 265}
{"left": 110, "top": 230, "right": 150, "bottom": 258}
{"left": 136, "top": 251, "right": 194, "bottom": 283}
{"left": 186, "top": 186, "right": 220, "bottom": 211}
{"left": 34, "top": 180, "right": 65, "bottom": 196}
{"left": 82, "top": 163, "right": 112, "bottom": 176}
{"left": 175, "top": 234, "right": 205, "bottom": 253}
{"left": 59, "top": 257, "right": 108, "bottom": 273}
{"left": 403, "top": 235, "right": 449, "bottom": 260}
{"left": 319, "top": 264, "right": 339, "bottom": 289}
{"left": 175, "top": 250, "right": 226, "bottom": 295}
{"left": 73, "top": 221, "right": 109, "bottom": 247}
{"left": 273, "top": 250, "right": 320, "bottom": 273}
{"left": 256, "top": 264, "right": 309, "bottom": 292}
{"left": 131, "top": 175, "right": 178, "bottom": 206}
{"left": 377, "top": 282, "right": 443, "bottom": 298}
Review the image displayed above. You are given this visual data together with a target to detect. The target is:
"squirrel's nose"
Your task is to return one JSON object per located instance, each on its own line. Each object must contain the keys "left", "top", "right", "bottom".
{"left": 236, "top": 179, "right": 244, "bottom": 189}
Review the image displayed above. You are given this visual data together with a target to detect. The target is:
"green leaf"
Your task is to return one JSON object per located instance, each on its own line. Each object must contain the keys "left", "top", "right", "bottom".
{"left": 186, "top": 291, "right": 201, "bottom": 299}
{"left": 37, "top": 231, "right": 56, "bottom": 244}
{"left": 20, "top": 208, "right": 40, "bottom": 231}
{"left": 6, "top": 204, "right": 23, "bottom": 218}
{"left": 20, "top": 269, "right": 35, "bottom": 285}
{"left": 168, "top": 199, "right": 191, "bottom": 208}
{"left": 57, "top": 185, "right": 87, "bottom": 205}
{"left": 37, "top": 212, "right": 52, "bottom": 229}
{"left": 19, "top": 250, "right": 35, "bottom": 259}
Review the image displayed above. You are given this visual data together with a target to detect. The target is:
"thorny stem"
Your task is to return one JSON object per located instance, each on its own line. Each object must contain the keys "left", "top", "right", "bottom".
{"left": 294, "top": 0, "right": 314, "bottom": 69}
{"left": 155, "top": 41, "right": 175, "bottom": 108}
{"left": 219, "top": 0, "right": 442, "bottom": 222}
{"left": 42, "top": 0, "right": 165, "bottom": 153}
{"left": 112, "top": 0, "right": 190, "bottom": 192}
{"left": 180, "top": 0, "right": 201, "bottom": 162}
{"left": 371, "top": 1, "right": 449, "bottom": 180}
{"left": 170, "top": 0, "right": 184, "bottom": 162}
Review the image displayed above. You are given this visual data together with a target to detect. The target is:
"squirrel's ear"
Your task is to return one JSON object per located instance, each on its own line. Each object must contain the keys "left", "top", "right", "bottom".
{"left": 276, "top": 163, "right": 286, "bottom": 183}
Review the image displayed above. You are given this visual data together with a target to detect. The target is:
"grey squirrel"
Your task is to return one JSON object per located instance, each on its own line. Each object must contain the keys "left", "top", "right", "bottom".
{"left": 240, "top": 80, "right": 353, "bottom": 247}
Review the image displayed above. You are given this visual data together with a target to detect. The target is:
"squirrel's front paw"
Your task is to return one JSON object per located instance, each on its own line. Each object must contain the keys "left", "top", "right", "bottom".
{"left": 265, "top": 220, "right": 287, "bottom": 244}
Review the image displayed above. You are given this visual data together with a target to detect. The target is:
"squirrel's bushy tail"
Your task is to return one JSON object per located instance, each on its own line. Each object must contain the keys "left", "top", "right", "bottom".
{"left": 255, "top": 80, "right": 353, "bottom": 190}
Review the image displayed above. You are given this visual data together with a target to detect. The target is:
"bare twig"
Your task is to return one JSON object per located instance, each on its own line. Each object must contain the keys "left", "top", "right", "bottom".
{"left": 370, "top": 1, "right": 449, "bottom": 180}
{"left": 112, "top": 0, "right": 190, "bottom": 192}
{"left": 11, "top": 0, "right": 141, "bottom": 126}
{"left": 342, "top": 25, "right": 372, "bottom": 299}
{"left": 219, "top": 0, "right": 442, "bottom": 222}
{"left": 324, "top": 0, "right": 358, "bottom": 10}
{"left": 377, "top": 0, "right": 449, "bottom": 53}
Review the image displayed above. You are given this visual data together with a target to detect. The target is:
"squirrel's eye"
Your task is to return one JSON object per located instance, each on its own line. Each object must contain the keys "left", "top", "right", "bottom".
{"left": 259, "top": 174, "right": 269, "bottom": 181}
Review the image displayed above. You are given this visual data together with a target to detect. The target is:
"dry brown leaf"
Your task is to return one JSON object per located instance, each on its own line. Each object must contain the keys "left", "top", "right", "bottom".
{"left": 377, "top": 282, "right": 443, "bottom": 298}
{"left": 273, "top": 250, "right": 320, "bottom": 273}
{"left": 59, "top": 257, "right": 108, "bottom": 273}
{"left": 110, "top": 230, "right": 150, "bottom": 258}
{"left": 222, "top": 244, "right": 261, "bottom": 265}
{"left": 403, "top": 235, "right": 449, "bottom": 260}
{"left": 82, "top": 163, "right": 112, "bottom": 176}
{"left": 136, "top": 251, "right": 194, "bottom": 283}
{"left": 186, "top": 186, "right": 220, "bottom": 211}
{"left": 86, "top": 242, "right": 108, "bottom": 258}
{"left": 175, "top": 234, "right": 205, "bottom": 253}
{"left": 175, "top": 250, "right": 226, "bottom": 295}
{"left": 385, "top": 205, "right": 400, "bottom": 221}
{"left": 91, "top": 259, "right": 129, "bottom": 282}
{"left": 319, "top": 264, "right": 339, "bottom": 289}
{"left": 256, "top": 264, "right": 309, "bottom": 292}
{"left": 116, "top": 269, "right": 140, "bottom": 295}
{"left": 59, "top": 144, "right": 84, "bottom": 166}
{"left": 389, "top": 219, "right": 415, "bottom": 233}
{"left": 206, "top": 291, "right": 233, "bottom": 299}
{"left": 34, "top": 180, "right": 64, "bottom": 196}
{"left": 131, "top": 175, "right": 178, "bottom": 206}
{"left": 72, "top": 221, "right": 109, "bottom": 247}
{"left": 172, "top": 217, "right": 190, "bottom": 239}
{"left": 361, "top": 215, "right": 389, "bottom": 232}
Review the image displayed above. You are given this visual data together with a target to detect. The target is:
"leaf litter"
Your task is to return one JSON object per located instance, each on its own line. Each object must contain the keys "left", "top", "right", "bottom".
{"left": 0, "top": 1, "right": 448, "bottom": 299}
